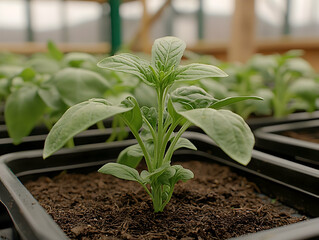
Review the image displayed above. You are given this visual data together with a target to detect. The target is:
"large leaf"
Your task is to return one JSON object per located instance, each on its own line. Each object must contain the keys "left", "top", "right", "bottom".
{"left": 117, "top": 144, "right": 144, "bottom": 168}
{"left": 151, "top": 36, "right": 186, "bottom": 72}
{"left": 175, "top": 63, "right": 227, "bottom": 81}
{"left": 98, "top": 163, "right": 142, "bottom": 183}
{"left": 170, "top": 86, "right": 217, "bottom": 112}
{"left": 43, "top": 98, "right": 132, "bottom": 158}
{"left": 53, "top": 68, "right": 110, "bottom": 106}
{"left": 179, "top": 109, "right": 254, "bottom": 165}
{"left": 5, "top": 85, "right": 46, "bottom": 144}
{"left": 97, "top": 53, "right": 154, "bottom": 86}
{"left": 210, "top": 96, "right": 263, "bottom": 109}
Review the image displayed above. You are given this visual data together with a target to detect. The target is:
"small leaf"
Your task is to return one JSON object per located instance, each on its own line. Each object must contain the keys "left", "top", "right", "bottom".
{"left": 19, "top": 68, "right": 36, "bottom": 82}
{"left": 151, "top": 36, "right": 186, "bottom": 72}
{"left": 117, "top": 144, "right": 144, "bottom": 168}
{"left": 38, "top": 83, "right": 66, "bottom": 110}
{"left": 141, "top": 106, "right": 157, "bottom": 129}
{"left": 175, "top": 63, "right": 227, "bottom": 82}
{"left": 97, "top": 53, "right": 154, "bottom": 86}
{"left": 98, "top": 163, "right": 142, "bottom": 182}
{"left": 53, "top": 68, "right": 110, "bottom": 106}
{"left": 5, "top": 85, "right": 46, "bottom": 144}
{"left": 140, "top": 163, "right": 170, "bottom": 182}
{"left": 47, "top": 41, "right": 64, "bottom": 61}
{"left": 157, "top": 166, "right": 176, "bottom": 185}
{"left": 63, "top": 52, "right": 97, "bottom": 68}
{"left": 171, "top": 165, "right": 194, "bottom": 184}
{"left": 172, "top": 137, "right": 197, "bottom": 152}
{"left": 179, "top": 109, "right": 254, "bottom": 165}
{"left": 43, "top": 98, "right": 132, "bottom": 158}
{"left": 170, "top": 86, "right": 217, "bottom": 112}
{"left": 120, "top": 96, "right": 143, "bottom": 133}
{"left": 210, "top": 96, "right": 263, "bottom": 109}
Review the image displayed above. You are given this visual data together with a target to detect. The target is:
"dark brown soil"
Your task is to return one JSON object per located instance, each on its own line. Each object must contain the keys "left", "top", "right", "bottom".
{"left": 282, "top": 129, "right": 319, "bottom": 144}
{"left": 25, "top": 161, "right": 306, "bottom": 240}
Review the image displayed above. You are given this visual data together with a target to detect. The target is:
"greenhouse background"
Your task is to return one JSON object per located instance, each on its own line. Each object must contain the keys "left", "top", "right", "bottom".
{"left": 0, "top": 0, "right": 318, "bottom": 68}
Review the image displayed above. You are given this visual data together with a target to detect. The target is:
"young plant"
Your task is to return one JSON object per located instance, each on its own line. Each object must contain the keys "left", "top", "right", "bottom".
{"left": 43, "top": 36, "right": 261, "bottom": 212}
{"left": 248, "top": 51, "right": 316, "bottom": 117}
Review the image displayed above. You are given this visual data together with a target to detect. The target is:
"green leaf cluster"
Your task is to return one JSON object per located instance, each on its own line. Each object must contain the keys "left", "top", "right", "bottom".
{"left": 44, "top": 36, "right": 260, "bottom": 212}
{"left": 193, "top": 50, "right": 319, "bottom": 119}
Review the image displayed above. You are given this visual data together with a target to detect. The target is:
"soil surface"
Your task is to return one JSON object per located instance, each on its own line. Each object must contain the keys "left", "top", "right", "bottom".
{"left": 282, "top": 129, "right": 319, "bottom": 144}
{"left": 25, "top": 161, "right": 306, "bottom": 240}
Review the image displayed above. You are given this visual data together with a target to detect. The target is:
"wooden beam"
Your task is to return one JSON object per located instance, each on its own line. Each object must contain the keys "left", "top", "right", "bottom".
{"left": 228, "top": 0, "right": 256, "bottom": 63}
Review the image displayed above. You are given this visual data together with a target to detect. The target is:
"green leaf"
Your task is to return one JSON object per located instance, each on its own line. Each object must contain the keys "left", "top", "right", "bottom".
{"left": 151, "top": 36, "right": 186, "bottom": 72}
{"left": 38, "top": 83, "right": 66, "bottom": 110}
{"left": 120, "top": 96, "right": 143, "bottom": 133}
{"left": 19, "top": 68, "right": 36, "bottom": 82}
{"left": 172, "top": 137, "right": 197, "bottom": 152}
{"left": 210, "top": 96, "right": 263, "bottom": 109}
{"left": 5, "top": 85, "right": 46, "bottom": 144}
{"left": 26, "top": 58, "right": 60, "bottom": 74}
{"left": 157, "top": 166, "right": 176, "bottom": 185}
{"left": 43, "top": 98, "right": 132, "bottom": 158}
{"left": 117, "top": 144, "right": 144, "bottom": 168}
{"left": 98, "top": 163, "right": 142, "bottom": 182}
{"left": 179, "top": 109, "right": 254, "bottom": 165}
{"left": 140, "top": 163, "right": 170, "bottom": 183}
{"left": 47, "top": 41, "right": 63, "bottom": 61}
{"left": 141, "top": 106, "right": 157, "bottom": 129}
{"left": 134, "top": 82, "right": 157, "bottom": 107}
{"left": 63, "top": 52, "right": 97, "bottom": 68}
{"left": 289, "top": 78, "right": 319, "bottom": 102}
{"left": 170, "top": 86, "right": 217, "bottom": 112}
{"left": 0, "top": 65, "right": 23, "bottom": 78}
{"left": 170, "top": 165, "right": 194, "bottom": 184}
{"left": 97, "top": 53, "right": 154, "bottom": 86}
{"left": 175, "top": 63, "right": 227, "bottom": 82}
{"left": 200, "top": 79, "right": 229, "bottom": 99}
{"left": 53, "top": 68, "right": 110, "bottom": 106}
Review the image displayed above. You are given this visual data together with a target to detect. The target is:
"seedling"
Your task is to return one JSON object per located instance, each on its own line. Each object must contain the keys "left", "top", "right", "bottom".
{"left": 43, "top": 36, "right": 261, "bottom": 212}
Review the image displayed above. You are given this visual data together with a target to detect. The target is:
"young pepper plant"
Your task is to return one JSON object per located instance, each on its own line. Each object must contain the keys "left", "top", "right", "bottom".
{"left": 43, "top": 36, "right": 261, "bottom": 212}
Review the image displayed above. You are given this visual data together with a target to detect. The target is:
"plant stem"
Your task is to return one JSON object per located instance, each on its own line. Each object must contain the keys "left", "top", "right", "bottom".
{"left": 121, "top": 116, "right": 154, "bottom": 172}
{"left": 163, "top": 121, "right": 192, "bottom": 164}
{"left": 65, "top": 137, "right": 75, "bottom": 148}
{"left": 155, "top": 87, "right": 166, "bottom": 169}
{"left": 151, "top": 183, "right": 163, "bottom": 212}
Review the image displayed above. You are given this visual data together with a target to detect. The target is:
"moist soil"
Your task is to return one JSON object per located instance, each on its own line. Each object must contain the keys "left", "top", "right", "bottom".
{"left": 282, "top": 129, "right": 319, "bottom": 144}
{"left": 25, "top": 160, "right": 306, "bottom": 240}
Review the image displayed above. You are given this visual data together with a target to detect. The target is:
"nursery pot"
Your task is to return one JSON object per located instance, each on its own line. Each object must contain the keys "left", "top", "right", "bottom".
{"left": 254, "top": 120, "right": 319, "bottom": 168}
{"left": 0, "top": 132, "right": 318, "bottom": 240}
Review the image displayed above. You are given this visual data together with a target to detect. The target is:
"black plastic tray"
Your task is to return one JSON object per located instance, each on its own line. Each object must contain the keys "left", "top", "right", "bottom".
{"left": 0, "top": 132, "right": 319, "bottom": 240}
{"left": 254, "top": 120, "right": 319, "bottom": 168}
{"left": 246, "top": 111, "right": 319, "bottom": 131}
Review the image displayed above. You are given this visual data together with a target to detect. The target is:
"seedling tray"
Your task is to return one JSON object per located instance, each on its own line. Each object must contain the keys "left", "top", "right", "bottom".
{"left": 0, "top": 126, "right": 129, "bottom": 156}
{"left": 254, "top": 120, "right": 319, "bottom": 168}
{"left": 0, "top": 132, "right": 318, "bottom": 240}
{"left": 246, "top": 110, "right": 319, "bottom": 131}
